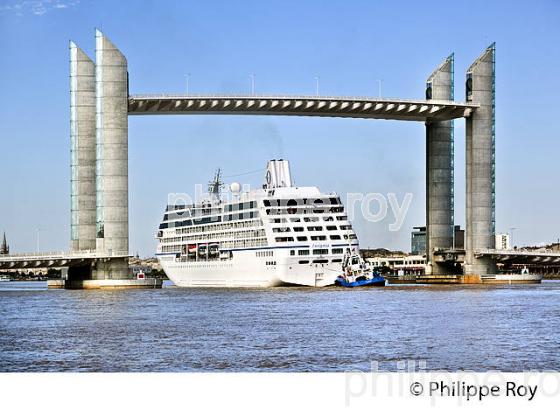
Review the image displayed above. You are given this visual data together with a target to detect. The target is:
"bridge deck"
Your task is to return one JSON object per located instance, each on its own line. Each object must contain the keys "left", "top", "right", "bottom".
{"left": 476, "top": 249, "right": 560, "bottom": 264}
{"left": 0, "top": 251, "right": 131, "bottom": 269}
{"left": 128, "top": 94, "right": 478, "bottom": 122}
{"left": 433, "top": 248, "right": 560, "bottom": 264}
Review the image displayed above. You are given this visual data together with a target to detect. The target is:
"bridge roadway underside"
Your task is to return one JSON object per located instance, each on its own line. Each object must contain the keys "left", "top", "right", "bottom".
{"left": 128, "top": 95, "right": 477, "bottom": 122}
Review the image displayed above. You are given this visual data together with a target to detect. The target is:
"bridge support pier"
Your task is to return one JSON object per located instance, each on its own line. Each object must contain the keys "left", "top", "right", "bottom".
{"left": 94, "top": 29, "right": 130, "bottom": 280}
{"left": 92, "top": 258, "right": 129, "bottom": 280}
{"left": 425, "top": 55, "right": 455, "bottom": 275}
{"left": 464, "top": 44, "right": 497, "bottom": 276}
{"left": 69, "top": 42, "right": 97, "bottom": 251}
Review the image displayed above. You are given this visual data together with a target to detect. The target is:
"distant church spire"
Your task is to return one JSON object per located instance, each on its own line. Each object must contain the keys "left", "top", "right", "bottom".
{"left": 1, "top": 232, "right": 9, "bottom": 255}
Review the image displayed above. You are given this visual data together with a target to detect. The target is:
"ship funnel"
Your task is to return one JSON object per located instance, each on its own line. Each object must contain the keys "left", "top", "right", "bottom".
{"left": 264, "top": 159, "right": 293, "bottom": 189}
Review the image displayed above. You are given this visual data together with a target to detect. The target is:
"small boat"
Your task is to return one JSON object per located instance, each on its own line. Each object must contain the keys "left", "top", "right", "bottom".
{"left": 335, "top": 272, "right": 385, "bottom": 287}
{"left": 334, "top": 251, "right": 386, "bottom": 287}
{"left": 482, "top": 266, "right": 543, "bottom": 284}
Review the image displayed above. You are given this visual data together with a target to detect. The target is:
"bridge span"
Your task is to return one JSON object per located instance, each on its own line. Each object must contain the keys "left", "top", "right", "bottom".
{"left": 432, "top": 248, "right": 560, "bottom": 265}
{"left": 128, "top": 94, "right": 477, "bottom": 122}
{"left": 476, "top": 249, "right": 560, "bottom": 264}
{"left": 0, "top": 251, "right": 130, "bottom": 270}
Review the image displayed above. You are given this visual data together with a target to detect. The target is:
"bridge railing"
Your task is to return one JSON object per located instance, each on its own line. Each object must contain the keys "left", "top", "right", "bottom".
{"left": 0, "top": 250, "right": 131, "bottom": 261}
{"left": 476, "top": 248, "right": 560, "bottom": 256}
{"left": 128, "top": 93, "right": 472, "bottom": 106}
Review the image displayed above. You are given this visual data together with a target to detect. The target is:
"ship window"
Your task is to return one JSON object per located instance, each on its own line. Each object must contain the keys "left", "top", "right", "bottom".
{"left": 307, "top": 226, "right": 323, "bottom": 231}
{"left": 337, "top": 216, "right": 347, "bottom": 221}
{"left": 326, "top": 225, "right": 337, "bottom": 231}
{"left": 263, "top": 200, "right": 271, "bottom": 207}
{"left": 313, "top": 249, "right": 328, "bottom": 255}
{"left": 330, "top": 235, "right": 341, "bottom": 240}
{"left": 312, "top": 259, "right": 328, "bottom": 264}
{"left": 323, "top": 216, "right": 334, "bottom": 222}
{"left": 293, "top": 227, "right": 304, "bottom": 232}
{"left": 290, "top": 250, "right": 295, "bottom": 256}
{"left": 298, "top": 260, "right": 310, "bottom": 264}
{"left": 310, "top": 235, "right": 327, "bottom": 241}
{"left": 275, "top": 237, "right": 294, "bottom": 243}
{"left": 290, "top": 218, "right": 301, "bottom": 223}
{"left": 304, "top": 217, "right": 319, "bottom": 223}
{"left": 297, "top": 236, "right": 308, "bottom": 242}
{"left": 332, "top": 259, "right": 342, "bottom": 263}
{"left": 298, "top": 249, "right": 310, "bottom": 256}
{"left": 332, "top": 248, "right": 343, "bottom": 254}
{"left": 273, "top": 227, "right": 291, "bottom": 233}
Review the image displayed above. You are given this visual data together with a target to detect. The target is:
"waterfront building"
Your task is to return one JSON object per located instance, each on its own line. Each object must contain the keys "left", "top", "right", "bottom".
{"left": 495, "top": 233, "right": 511, "bottom": 250}
{"left": 412, "top": 225, "right": 464, "bottom": 255}
{"left": 454, "top": 226, "right": 465, "bottom": 249}
{"left": 367, "top": 255, "right": 427, "bottom": 275}
{"left": 411, "top": 227, "right": 426, "bottom": 255}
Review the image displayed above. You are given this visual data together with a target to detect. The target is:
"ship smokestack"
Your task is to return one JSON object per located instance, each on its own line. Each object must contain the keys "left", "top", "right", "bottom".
{"left": 265, "top": 159, "right": 293, "bottom": 189}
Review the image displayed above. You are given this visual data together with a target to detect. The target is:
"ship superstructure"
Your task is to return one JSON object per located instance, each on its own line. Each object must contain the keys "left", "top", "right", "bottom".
{"left": 156, "top": 160, "right": 359, "bottom": 287}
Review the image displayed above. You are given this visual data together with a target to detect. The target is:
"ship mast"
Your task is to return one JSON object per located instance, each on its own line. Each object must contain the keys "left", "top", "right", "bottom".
{"left": 208, "top": 168, "right": 224, "bottom": 202}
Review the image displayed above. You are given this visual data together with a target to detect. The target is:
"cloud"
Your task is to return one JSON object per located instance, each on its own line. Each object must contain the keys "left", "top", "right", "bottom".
{"left": 0, "top": 0, "right": 79, "bottom": 17}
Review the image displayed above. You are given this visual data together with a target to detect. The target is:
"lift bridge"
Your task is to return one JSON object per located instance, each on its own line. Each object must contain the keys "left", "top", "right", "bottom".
{"left": 1, "top": 30, "right": 558, "bottom": 288}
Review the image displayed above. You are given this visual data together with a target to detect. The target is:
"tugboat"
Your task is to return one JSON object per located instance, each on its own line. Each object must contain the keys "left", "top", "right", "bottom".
{"left": 334, "top": 251, "right": 385, "bottom": 287}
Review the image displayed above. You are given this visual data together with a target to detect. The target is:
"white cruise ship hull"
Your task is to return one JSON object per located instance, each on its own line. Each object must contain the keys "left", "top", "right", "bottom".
{"left": 158, "top": 249, "right": 342, "bottom": 288}
{"left": 156, "top": 160, "right": 360, "bottom": 289}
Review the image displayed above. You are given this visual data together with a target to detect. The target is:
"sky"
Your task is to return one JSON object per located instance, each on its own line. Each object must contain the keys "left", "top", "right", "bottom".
{"left": 0, "top": 0, "right": 559, "bottom": 257}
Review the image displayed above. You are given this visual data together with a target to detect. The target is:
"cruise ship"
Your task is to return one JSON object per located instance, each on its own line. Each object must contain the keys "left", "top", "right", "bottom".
{"left": 156, "top": 159, "right": 360, "bottom": 287}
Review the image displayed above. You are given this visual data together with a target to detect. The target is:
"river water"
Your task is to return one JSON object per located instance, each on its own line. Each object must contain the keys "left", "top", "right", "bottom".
{"left": 1, "top": 281, "right": 559, "bottom": 372}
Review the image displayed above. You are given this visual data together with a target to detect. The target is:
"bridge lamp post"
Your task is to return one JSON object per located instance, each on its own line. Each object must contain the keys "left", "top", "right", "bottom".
{"left": 377, "top": 79, "right": 383, "bottom": 98}
{"left": 510, "top": 227, "right": 517, "bottom": 250}
{"left": 36, "top": 228, "right": 43, "bottom": 253}
{"left": 184, "top": 73, "right": 190, "bottom": 95}
{"left": 250, "top": 73, "right": 255, "bottom": 95}
{"left": 315, "top": 76, "right": 320, "bottom": 96}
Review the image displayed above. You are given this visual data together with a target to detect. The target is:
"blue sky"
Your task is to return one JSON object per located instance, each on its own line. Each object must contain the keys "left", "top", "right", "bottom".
{"left": 0, "top": 0, "right": 559, "bottom": 256}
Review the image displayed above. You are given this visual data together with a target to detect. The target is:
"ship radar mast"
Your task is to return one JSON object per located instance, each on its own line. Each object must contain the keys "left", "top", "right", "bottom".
{"left": 208, "top": 168, "right": 224, "bottom": 202}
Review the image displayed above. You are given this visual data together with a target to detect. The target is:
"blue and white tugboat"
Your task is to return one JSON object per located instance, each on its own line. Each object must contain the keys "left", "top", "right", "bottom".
{"left": 334, "top": 251, "right": 385, "bottom": 287}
